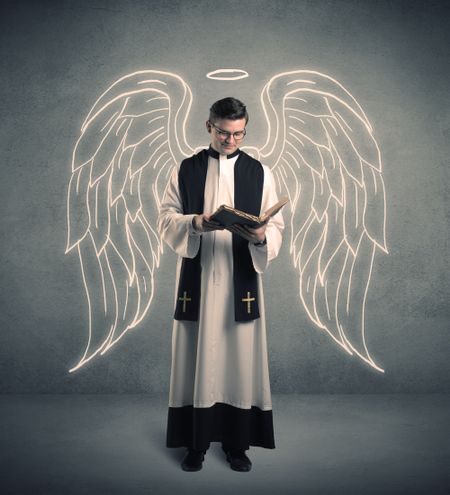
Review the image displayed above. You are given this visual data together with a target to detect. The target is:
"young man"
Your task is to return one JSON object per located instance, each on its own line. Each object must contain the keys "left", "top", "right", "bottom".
{"left": 157, "top": 97, "right": 284, "bottom": 472}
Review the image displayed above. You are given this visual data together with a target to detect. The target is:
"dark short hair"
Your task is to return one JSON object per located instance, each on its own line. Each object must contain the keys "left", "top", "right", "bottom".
{"left": 209, "top": 97, "right": 249, "bottom": 124}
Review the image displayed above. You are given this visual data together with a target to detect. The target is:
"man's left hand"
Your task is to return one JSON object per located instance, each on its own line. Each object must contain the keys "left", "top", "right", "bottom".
{"left": 226, "top": 222, "right": 267, "bottom": 244}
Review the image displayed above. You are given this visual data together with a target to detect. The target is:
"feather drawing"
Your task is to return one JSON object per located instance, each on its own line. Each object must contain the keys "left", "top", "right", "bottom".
{"left": 66, "top": 70, "right": 388, "bottom": 373}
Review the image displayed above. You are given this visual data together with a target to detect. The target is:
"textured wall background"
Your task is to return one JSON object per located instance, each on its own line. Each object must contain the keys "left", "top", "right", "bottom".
{"left": 0, "top": 0, "right": 449, "bottom": 393}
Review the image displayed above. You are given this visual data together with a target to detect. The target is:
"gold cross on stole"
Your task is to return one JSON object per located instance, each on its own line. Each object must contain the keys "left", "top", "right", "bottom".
{"left": 178, "top": 291, "right": 192, "bottom": 312}
{"left": 242, "top": 291, "right": 255, "bottom": 314}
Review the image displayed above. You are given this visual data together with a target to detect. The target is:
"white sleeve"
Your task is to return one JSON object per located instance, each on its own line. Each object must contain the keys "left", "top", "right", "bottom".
{"left": 157, "top": 166, "right": 201, "bottom": 258}
{"left": 248, "top": 165, "right": 285, "bottom": 274}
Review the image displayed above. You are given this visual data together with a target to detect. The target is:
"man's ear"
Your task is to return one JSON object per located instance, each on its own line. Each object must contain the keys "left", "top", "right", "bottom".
{"left": 206, "top": 120, "right": 211, "bottom": 133}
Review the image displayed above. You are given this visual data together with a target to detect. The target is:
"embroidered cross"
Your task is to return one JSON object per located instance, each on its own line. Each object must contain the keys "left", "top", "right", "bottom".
{"left": 178, "top": 291, "right": 192, "bottom": 313}
{"left": 242, "top": 291, "right": 255, "bottom": 314}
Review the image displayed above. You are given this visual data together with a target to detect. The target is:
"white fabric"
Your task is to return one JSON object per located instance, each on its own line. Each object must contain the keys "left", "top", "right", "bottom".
{"left": 157, "top": 152, "right": 284, "bottom": 411}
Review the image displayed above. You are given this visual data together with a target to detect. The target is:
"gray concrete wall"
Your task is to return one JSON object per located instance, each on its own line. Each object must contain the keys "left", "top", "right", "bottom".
{"left": 1, "top": 0, "right": 449, "bottom": 393}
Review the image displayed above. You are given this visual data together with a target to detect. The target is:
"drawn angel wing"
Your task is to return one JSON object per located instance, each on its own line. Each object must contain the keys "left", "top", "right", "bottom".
{"left": 259, "top": 70, "right": 388, "bottom": 372}
{"left": 66, "top": 70, "right": 193, "bottom": 372}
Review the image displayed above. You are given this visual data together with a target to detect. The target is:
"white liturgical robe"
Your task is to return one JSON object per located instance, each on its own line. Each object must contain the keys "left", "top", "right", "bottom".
{"left": 157, "top": 149, "right": 284, "bottom": 450}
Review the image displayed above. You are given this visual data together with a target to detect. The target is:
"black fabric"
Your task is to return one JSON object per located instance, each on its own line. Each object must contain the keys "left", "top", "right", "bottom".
{"left": 233, "top": 154, "right": 264, "bottom": 321}
{"left": 174, "top": 150, "right": 208, "bottom": 321}
{"left": 174, "top": 147, "right": 264, "bottom": 322}
{"left": 166, "top": 403, "right": 275, "bottom": 451}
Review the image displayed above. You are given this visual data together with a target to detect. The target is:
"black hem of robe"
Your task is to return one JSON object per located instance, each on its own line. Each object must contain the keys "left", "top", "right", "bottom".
{"left": 166, "top": 403, "right": 275, "bottom": 451}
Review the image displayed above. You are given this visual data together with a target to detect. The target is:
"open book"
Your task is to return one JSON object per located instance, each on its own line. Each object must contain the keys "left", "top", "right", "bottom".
{"left": 210, "top": 197, "right": 289, "bottom": 228}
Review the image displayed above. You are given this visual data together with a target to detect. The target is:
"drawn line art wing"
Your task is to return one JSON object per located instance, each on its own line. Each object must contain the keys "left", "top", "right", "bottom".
{"left": 66, "top": 70, "right": 193, "bottom": 372}
{"left": 259, "top": 70, "right": 388, "bottom": 372}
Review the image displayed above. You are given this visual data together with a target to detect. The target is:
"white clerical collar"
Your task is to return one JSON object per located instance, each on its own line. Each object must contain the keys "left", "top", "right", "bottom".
{"left": 207, "top": 145, "right": 240, "bottom": 160}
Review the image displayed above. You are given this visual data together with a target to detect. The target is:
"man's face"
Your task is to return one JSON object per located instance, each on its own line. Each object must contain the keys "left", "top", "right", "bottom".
{"left": 206, "top": 118, "right": 247, "bottom": 155}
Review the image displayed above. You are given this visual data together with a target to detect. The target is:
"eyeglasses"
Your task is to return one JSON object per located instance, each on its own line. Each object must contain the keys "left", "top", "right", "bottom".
{"left": 209, "top": 121, "right": 247, "bottom": 141}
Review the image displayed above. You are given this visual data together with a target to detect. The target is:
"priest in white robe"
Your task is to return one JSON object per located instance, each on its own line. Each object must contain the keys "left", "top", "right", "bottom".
{"left": 157, "top": 97, "right": 284, "bottom": 472}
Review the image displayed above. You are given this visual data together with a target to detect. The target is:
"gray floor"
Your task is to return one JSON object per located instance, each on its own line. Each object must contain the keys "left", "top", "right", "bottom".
{"left": 0, "top": 394, "right": 449, "bottom": 495}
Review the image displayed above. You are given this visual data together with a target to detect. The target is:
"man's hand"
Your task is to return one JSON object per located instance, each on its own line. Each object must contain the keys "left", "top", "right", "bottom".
{"left": 193, "top": 214, "right": 225, "bottom": 233}
{"left": 226, "top": 222, "right": 267, "bottom": 244}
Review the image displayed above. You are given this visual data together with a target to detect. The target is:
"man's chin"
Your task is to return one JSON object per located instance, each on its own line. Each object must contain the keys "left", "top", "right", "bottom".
{"left": 222, "top": 145, "right": 237, "bottom": 153}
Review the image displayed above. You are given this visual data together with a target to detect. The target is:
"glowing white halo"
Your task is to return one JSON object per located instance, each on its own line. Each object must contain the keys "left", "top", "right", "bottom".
{"left": 206, "top": 69, "right": 249, "bottom": 81}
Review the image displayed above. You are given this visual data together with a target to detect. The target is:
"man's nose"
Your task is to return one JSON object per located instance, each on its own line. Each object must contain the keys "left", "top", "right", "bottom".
{"left": 225, "top": 134, "right": 236, "bottom": 143}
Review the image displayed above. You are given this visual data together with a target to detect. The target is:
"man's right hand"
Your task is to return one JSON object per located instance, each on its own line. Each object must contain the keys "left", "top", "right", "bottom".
{"left": 193, "top": 214, "right": 225, "bottom": 233}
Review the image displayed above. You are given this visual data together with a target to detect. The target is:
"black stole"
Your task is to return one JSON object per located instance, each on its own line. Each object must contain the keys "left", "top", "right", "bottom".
{"left": 174, "top": 147, "right": 264, "bottom": 322}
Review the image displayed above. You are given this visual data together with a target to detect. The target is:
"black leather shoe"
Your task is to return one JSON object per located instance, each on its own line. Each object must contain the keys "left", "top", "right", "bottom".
{"left": 181, "top": 449, "right": 205, "bottom": 471}
{"left": 222, "top": 446, "right": 252, "bottom": 472}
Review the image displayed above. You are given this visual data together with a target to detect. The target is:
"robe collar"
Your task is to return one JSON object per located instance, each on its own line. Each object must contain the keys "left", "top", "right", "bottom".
{"left": 207, "top": 145, "right": 240, "bottom": 160}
